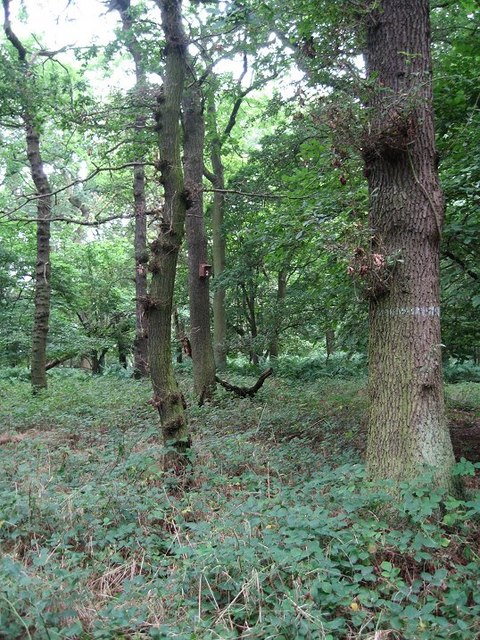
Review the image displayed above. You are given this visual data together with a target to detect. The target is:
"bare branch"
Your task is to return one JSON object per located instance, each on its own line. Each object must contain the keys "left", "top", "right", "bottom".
{"left": 215, "top": 368, "right": 273, "bottom": 398}
{"left": 2, "top": 212, "right": 133, "bottom": 226}
{"left": 0, "top": 161, "right": 154, "bottom": 219}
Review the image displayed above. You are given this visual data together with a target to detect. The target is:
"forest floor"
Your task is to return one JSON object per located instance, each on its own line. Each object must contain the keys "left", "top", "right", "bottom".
{"left": 0, "top": 370, "right": 479, "bottom": 639}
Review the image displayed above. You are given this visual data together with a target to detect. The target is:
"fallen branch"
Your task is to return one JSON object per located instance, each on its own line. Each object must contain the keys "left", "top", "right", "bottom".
{"left": 215, "top": 368, "right": 273, "bottom": 398}
{"left": 45, "top": 354, "right": 76, "bottom": 371}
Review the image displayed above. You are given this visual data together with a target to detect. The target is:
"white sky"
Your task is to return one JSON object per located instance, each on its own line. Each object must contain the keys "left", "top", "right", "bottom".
{"left": 11, "top": 0, "right": 138, "bottom": 94}
{"left": 10, "top": 0, "right": 302, "bottom": 94}
{"left": 14, "top": 0, "right": 118, "bottom": 49}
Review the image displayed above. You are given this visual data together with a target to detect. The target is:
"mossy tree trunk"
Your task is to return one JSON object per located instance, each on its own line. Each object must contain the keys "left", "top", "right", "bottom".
{"left": 363, "top": 0, "right": 457, "bottom": 491}
{"left": 27, "top": 121, "right": 52, "bottom": 392}
{"left": 3, "top": 0, "right": 52, "bottom": 393}
{"left": 183, "top": 84, "right": 216, "bottom": 400}
{"left": 149, "top": 0, "right": 190, "bottom": 469}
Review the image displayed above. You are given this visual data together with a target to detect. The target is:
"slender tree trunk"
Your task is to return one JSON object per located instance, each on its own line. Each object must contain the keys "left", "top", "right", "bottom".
{"left": 116, "top": 0, "right": 149, "bottom": 378}
{"left": 133, "top": 161, "right": 149, "bottom": 377}
{"left": 242, "top": 284, "right": 259, "bottom": 364}
{"left": 118, "top": 336, "right": 128, "bottom": 368}
{"left": 149, "top": 0, "right": 190, "bottom": 469}
{"left": 183, "top": 84, "right": 216, "bottom": 399}
{"left": 2, "top": 0, "right": 53, "bottom": 392}
{"left": 362, "top": 0, "right": 457, "bottom": 491}
{"left": 69, "top": 195, "right": 90, "bottom": 243}
{"left": 325, "top": 329, "right": 335, "bottom": 362}
{"left": 269, "top": 269, "right": 287, "bottom": 359}
{"left": 173, "top": 307, "right": 185, "bottom": 363}
{"left": 204, "top": 66, "right": 273, "bottom": 369}
{"left": 91, "top": 349, "right": 107, "bottom": 375}
{"left": 207, "top": 98, "right": 228, "bottom": 370}
{"left": 26, "top": 121, "right": 52, "bottom": 392}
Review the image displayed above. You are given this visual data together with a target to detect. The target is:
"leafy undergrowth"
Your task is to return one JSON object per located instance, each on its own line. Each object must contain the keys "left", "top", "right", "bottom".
{"left": 0, "top": 373, "right": 479, "bottom": 639}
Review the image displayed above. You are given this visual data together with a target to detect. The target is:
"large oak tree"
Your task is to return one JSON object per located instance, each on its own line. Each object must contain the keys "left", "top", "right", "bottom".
{"left": 362, "top": 0, "right": 457, "bottom": 490}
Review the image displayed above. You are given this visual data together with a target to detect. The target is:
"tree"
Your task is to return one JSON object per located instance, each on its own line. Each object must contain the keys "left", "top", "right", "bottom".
{"left": 183, "top": 81, "right": 216, "bottom": 400}
{"left": 2, "top": 0, "right": 53, "bottom": 391}
{"left": 52, "top": 235, "right": 134, "bottom": 373}
{"left": 113, "top": 0, "right": 150, "bottom": 378}
{"left": 205, "top": 88, "right": 228, "bottom": 370}
{"left": 433, "top": 1, "right": 480, "bottom": 363}
{"left": 148, "top": 0, "right": 190, "bottom": 469}
{"left": 361, "top": 0, "right": 457, "bottom": 490}
{"left": 0, "top": 221, "right": 36, "bottom": 367}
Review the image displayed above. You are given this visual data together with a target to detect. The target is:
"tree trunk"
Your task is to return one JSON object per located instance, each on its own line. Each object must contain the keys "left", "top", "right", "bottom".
{"left": 325, "top": 329, "right": 335, "bottom": 362}
{"left": 133, "top": 161, "right": 149, "bottom": 378}
{"left": 183, "top": 84, "right": 216, "bottom": 400}
{"left": 207, "top": 97, "right": 228, "bottom": 370}
{"left": 69, "top": 195, "right": 91, "bottom": 243}
{"left": 2, "top": 1, "right": 53, "bottom": 393}
{"left": 116, "top": 0, "right": 149, "bottom": 379}
{"left": 242, "top": 284, "right": 259, "bottom": 365}
{"left": 91, "top": 349, "right": 107, "bottom": 375}
{"left": 27, "top": 121, "right": 52, "bottom": 392}
{"left": 269, "top": 269, "right": 287, "bottom": 359}
{"left": 363, "top": 0, "right": 457, "bottom": 491}
{"left": 149, "top": 0, "right": 190, "bottom": 469}
{"left": 118, "top": 339, "right": 128, "bottom": 368}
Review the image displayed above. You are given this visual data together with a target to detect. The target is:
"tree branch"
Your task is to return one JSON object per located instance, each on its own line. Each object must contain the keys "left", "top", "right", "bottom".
{"left": 443, "top": 249, "right": 478, "bottom": 281}
{"left": 2, "top": 212, "right": 132, "bottom": 226}
{"left": 215, "top": 368, "right": 273, "bottom": 398}
{"left": 0, "top": 162, "right": 153, "bottom": 218}
{"left": 203, "top": 187, "right": 314, "bottom": 200}
{"left": 2, "top": 0, "right": 27, "bottom": 62}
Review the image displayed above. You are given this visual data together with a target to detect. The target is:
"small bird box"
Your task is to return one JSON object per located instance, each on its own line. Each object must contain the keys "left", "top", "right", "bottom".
{"left": 199, "top": 263, "right": 212, "bottom": 278}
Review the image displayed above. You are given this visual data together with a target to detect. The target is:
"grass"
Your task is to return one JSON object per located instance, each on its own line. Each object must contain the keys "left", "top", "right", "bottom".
{"left": 0, "top": 370, "right": 479, "bottom": 639}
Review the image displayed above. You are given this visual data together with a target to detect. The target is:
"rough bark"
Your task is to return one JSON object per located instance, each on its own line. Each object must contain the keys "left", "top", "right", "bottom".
{"left": 3, "top": 1, "right": 52, "bottom": 392}
{"left": 116, "top": 0, "right": 149, "bottom": 378}
{"left": 363, "top": 0, "right": 457, "bottom": 491}
{"left": 149, "top": 0, "right": 190, "bottom": 469}
{"left": 183, "top": 84, "right": 216, "bottom": 400}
